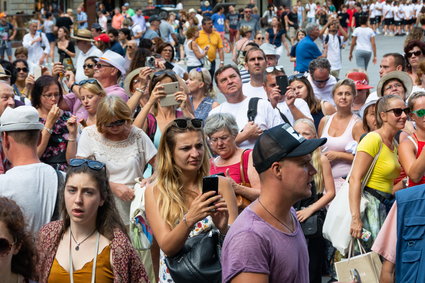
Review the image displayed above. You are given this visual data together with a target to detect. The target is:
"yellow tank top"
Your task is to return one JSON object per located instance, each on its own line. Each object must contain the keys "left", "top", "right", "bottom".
{"left": 48, "top": 245, "right": 114, "bottom": 283}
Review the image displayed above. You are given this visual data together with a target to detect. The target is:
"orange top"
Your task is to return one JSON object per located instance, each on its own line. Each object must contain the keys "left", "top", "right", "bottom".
{"left": 48, "top": 245, "right": 114, "bottom": 283}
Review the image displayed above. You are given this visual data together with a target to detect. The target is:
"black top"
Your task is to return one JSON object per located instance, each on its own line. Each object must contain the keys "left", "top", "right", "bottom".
{"left": 55, "top": 17, "right": 73, "bottom": 31}
{"left": 58, "top": 41, "right": 75, "bottom": 63}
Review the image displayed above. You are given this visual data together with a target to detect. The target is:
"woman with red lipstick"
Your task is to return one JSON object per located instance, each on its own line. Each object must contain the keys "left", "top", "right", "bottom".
{"left": 145, "top": 118, "right": 238, "bottom": 282}
{"left": 36, "top": 159, "right": 149, "bottom": 282}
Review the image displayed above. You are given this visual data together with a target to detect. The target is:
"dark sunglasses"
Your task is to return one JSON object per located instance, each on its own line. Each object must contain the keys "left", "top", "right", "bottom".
{"left": 78, "top": 78, "right": 101, "bottom": 86}
{"left": 15, "top": 67, "right": 28, "bottom": 73}
{"left": 83, "top": 63, "right": 95, "bottom": 69}
{"left": 152, "top": 69, "right": 177, "bottom": 79}
{"left": 69, "top": 158, "right": 105, "bottom": 170}
{"left": 105, "top": 119, "right": 126, "bottom": 127}
{"left": 411, "top": 108, "right": 425, "bottom": 117}
{"left": 406, "top": 50, "right": 422, "bottom": 58}
{"left": 385, "top": 107, "right": 410, "bottom": 117}
{"left": 173, "top": 118, "right": 203, "bottom": 129}
{"left": 0, "top": 238, "right": 14, "bottom": 256}
{"left": 313, "top": 77, "right": 330, "bottom": 84}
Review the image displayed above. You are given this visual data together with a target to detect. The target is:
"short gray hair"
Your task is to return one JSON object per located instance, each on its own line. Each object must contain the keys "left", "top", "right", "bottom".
{"left": 309, "top": 58, "right": 331, "bottom": 74}
{"left": 204, "top": 113, "right": 239, "bottom": 137}
{"left": 305, "top": 23, "right": 319, "bottom": 35}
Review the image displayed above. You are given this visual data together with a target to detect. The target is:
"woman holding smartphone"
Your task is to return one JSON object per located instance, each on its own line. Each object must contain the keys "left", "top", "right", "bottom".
{"left": 145, "top": 118, "right": 238, "bottom": 282}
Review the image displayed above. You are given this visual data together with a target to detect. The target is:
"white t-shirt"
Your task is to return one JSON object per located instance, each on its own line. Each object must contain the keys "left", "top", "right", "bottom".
{"left": 403, "top": 4, "right": 414, "bottom": 20}
{"left": 131, "top": 24, "right": 143, "bottom": 45}
{"left": 370, "top": 3, "right": 377, "bottom": 18}
{"left": 393, "top": 6, "right": 402, "bottom": 21}
{"left": 185, "top": 39, "right": 204, "bottom": 67}
{"left": 415, "top": 4, "right": 422, "bottom": 17}
{"left": 242, "top": 83, "right": 268, "bottom": 100}
{"left": 375, "top": 2, "right": 384, "bottom": 16}
{"left": 75, "top": 45, "right": 103, "bottom": 82}
{"left": 99, "top": 15, "right": 108, "bottom": 31}
{"left": 325, "top": 34, "right": 343, "bottom": 71}
{"left": 383, "top": 4, "right": 394, "bottom": 18}
{"left": 0, "top": 163, "right": 57, "bottom": 233}
{"left": 209, "top": 97, "right": 283, "bottom": 149}
{"left": 276, "top": 98, "right": 313, "bottom": 125}
{"left": 353, "top": 27, "right": 375, "bottom": 52}
{"left": 307, "top": 73, "right": 337, "bottom": 106}
{"left": 306, "top": 3, "right": 317, "bottom": 18}
{"left": 77, "top": 125, "right": 157, "bottom": 224}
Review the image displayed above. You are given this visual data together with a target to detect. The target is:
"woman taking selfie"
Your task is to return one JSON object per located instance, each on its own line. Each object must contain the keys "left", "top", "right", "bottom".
{"left": 0, "top": 197, "right": 36, "bottom": 283}
{"left": 36, "top": 159, "right": 149, "bottom": 282}
{"left": 145, "top": 118, "right": 238, "bottom": 282}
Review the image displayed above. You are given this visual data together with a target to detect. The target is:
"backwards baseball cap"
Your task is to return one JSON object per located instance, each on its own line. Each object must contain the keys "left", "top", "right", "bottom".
{"left": 0, "top": 106, "right": 44, "bottom": 132}
{"left": 98, "top": 50, "right": 126, "bottom": 76}
{"left": 253, "top": 123, "right": 327, "bottom": 174}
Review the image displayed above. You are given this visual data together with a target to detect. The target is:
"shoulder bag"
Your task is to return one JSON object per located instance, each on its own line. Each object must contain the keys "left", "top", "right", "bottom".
{"left": 237, "top": 149, "right": 252, "bottom": 210}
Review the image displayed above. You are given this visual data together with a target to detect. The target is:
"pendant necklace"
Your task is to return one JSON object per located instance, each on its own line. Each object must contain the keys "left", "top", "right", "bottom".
{"left": 70, "top": 229, "right": 96, "bottom": 251}
{"left": 258, "top": 198, "right": 294, "bottom": 233}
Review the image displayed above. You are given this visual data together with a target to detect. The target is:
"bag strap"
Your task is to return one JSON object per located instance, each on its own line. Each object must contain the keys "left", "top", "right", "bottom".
{"left": 239, "top": 149, "right": 249, "bottom": 184}
{"left": 276, "top": 107, "right": 292, "bottom": 125}
{"left": 347, "top": 238, "right": 367, "bottom": 259}
{"left": 247, "top": 97, "right": 260, "bottom": 122}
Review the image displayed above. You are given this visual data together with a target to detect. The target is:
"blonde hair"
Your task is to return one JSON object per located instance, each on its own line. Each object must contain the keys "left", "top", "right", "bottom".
{"left": 80, "top": 80, "right": 107, "bottom": 98}
{"left": 293, "top": 119, "right": 324, "bottom": 193}
{"left": 375, "top": 94, "right": 403, "bottom": 128}
{"left": 154, "top": 119, "right": 210, "bottom": 228}
{"left": 95, "top": 96, "right": 132, "bottom": 133}
{"left": 188, "top": 67, "right": 215, "bottom": 98}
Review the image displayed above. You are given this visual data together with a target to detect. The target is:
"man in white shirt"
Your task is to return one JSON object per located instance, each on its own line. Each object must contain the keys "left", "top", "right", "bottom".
{"left": 71, "top": 29, "right": 103, "bottom": 82}
{"left": 0, "top": 106, "right": 58, "bottom": 233}
{"left": 242, "top": 47, "right": 268, "bottom": 100}
{"left": 305, "top": 0, "right": 317, "bottom": 24}
{"left": 307, "top": 58, "right": 337, "bottom": 105}
{"left": 382, "top": 0, "right": 395, "bottom": 36}
{"left": 210, "top": 65, "right": 283, "bottom": 149}
{"left": 320, "top": 19, "right": 348, "bottom": 78}
{"left": 22, "top": 20, "right": 50, "bottom": 67}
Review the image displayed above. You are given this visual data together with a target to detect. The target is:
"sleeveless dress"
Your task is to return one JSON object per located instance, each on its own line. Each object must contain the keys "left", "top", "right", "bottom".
{"left": 191, "top": 96, "right": 215, "bottom": 121}
{"left": 407, "top": 133, "right": 425, "bottom": 187}
{"left": 159, "top": 217, "right": 214, "bottom": 282}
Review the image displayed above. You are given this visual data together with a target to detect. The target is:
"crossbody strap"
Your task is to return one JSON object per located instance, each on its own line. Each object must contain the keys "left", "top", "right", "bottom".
{"left": 239, "top": 149, "right": 249, "bottom": 184}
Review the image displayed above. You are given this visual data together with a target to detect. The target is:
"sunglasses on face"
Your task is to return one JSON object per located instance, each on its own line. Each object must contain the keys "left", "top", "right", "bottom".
{"left": 15, "top": 67, "right": 28, "bottom": 73}
{"left": 173, "top": 118, "right": 203, "bottom": 129}
{"left": 406, "top": 50, "right": 422, "bottom": 58}
{"left": 256, "top": 37, "right": 264, "bottom": 40}
{"left": 69, "top": 158, "right": 105, "bottom": 170}
{"left": 266, "top": 65, "right": 285, "bottom": 73}
{"left": 0, "top": 238, "right": 15, "bottom": 256}
{"left": 385, "top": 107, "right": 410, "bottom": 117}
{"left": 95, "top": 63, "right": 113, "bottom": 69}
{"left": 83, "top": 63, "right": 95, "bottom": 69}
{"left": 105, "top": 119, "right": 126, "bottom": 127}
{"left": 313, "top": 77, "right": 330, "bottom": 84}
{"left": 412, "top": 108, "right": 425, "bottom": 117}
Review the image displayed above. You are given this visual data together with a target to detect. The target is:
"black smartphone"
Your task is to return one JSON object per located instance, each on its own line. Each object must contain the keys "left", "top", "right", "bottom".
{"left": 202, "top": 176, "right": 219, "bottom": 196}
{"left": 276, "top": 75, "right": 289, "bottom": 96}
{"left": 164, "top": 61, "right": 174, "bottom": 70}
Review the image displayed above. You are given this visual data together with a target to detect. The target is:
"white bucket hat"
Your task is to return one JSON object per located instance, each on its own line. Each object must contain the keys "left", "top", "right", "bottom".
{"left": 0, "top": 106, "right": 44, "bottom": 132}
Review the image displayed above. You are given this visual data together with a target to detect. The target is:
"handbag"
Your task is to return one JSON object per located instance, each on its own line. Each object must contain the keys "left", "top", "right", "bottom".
{"left": 236, "top": 149, "right": 252, "bottom": 210}
{"left": 335, "top": 239, "right": 382, "bottom": 283}
{"left": 294, "top": 183, "right": 324, "bottom": 238}
{"left": 165, "top": 229, "right": 222, "bottom": 283}
{"left": 323, "top": 138, "right": 383, "bottom": 255}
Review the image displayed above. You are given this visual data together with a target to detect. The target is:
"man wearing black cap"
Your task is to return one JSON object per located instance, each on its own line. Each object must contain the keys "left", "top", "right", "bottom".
{"left": 221, "top": 123, "right": 326, "bottom": 283}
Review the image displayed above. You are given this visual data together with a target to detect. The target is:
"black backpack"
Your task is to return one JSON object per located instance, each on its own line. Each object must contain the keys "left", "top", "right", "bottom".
{"left": 324, "top": 34, "right": 342, "bottom": 49}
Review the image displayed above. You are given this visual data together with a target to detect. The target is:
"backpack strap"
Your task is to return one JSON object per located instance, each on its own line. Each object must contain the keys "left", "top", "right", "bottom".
{"left": 247, "top": 97, "right": 260, "bottom": 122}
{"left": 51, "top": 169, "right": 65, "bottom": 221}
{"left": 275, "top": 107, "right": 292, "bottom": 125}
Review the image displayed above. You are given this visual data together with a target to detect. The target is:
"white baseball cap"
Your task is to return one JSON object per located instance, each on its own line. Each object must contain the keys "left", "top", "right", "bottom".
{"left": 98, "top": 50, "right": 126, "bottom": 76}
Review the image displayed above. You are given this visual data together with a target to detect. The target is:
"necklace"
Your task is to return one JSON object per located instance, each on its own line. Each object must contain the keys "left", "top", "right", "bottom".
{"left": 258, "top": 198, "right": 294, "bottom": 233}
{"left": 70, "top": 229, "right": 96, "bottom": 251}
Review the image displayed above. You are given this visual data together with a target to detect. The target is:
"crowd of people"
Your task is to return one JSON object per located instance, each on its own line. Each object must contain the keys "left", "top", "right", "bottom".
{"left": 0, "top": 0, "right": 424, "bottom": 282}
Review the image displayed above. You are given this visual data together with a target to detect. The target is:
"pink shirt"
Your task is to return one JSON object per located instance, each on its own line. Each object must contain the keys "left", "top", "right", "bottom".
{"left": 64, "top": 84, "right": 128, "bottom": 120}
{"left": 371, "top": 203, "right": 397, "bottom": 263}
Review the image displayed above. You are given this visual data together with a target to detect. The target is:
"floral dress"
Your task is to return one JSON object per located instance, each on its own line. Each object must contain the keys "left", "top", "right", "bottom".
{"left": 159, "top": 216, "right": 214, "bottom": 282}
{"left": 39, "top": 111, "right": 71, "bottom": 171}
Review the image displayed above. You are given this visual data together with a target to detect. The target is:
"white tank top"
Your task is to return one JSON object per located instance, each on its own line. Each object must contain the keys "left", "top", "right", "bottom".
{"left": 184, "top": 39, "right": 204, "bottom": 67}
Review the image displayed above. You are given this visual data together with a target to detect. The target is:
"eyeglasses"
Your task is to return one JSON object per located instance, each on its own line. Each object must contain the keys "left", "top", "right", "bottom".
{"left": 105, "top": 119, "right": 126, "bottom": 127}
{"left": 83, "top": 63, "right": 95, "bottom": 69}
{"left": 385, "top": 107, "right": 410, "bottom": 117}
{"left": 406, "top": 50, "right": 422, "bottom": 58}
{"left": 42, "top": 93, "right": 60, "bottom": 99}
{"left": 411, "top": 109, "right": 425, "bottom": 117}
{"left": 313, "top": 77, "right": 330, "bottom": 84}
{"left": 266, "top": 66, "right": 285, "bottom": 73}
{"left": 15, "top": 67, "right": 28, "bottom": 73}
{"left": 256, "top": 37, "right": 265, "bottom": 40}
{"left": 0, "top": 238, "right": 15, "bottom": 256}
{"left": 195, "top": 67, "right": 205, "bottom": 82}
{"left": 173, "top": 118, "right": 203, "bottom": 129}
{"left": 209, "top": 135, "right": 231, "bottom": 143}
{"left": 69, "top": 158, "right": 105, "bottom": 170}
{"left": 95, "top": 63, "right": 113, "bottom": 69}
{"left": 384, "top": 83, "right": 403, "bottom": 92}
{"left": 78, "top": 78, "right": 101, "bottom": 87}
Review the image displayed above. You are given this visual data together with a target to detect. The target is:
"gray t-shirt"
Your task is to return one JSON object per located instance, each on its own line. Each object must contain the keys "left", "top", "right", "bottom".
{"left": 221, "top": 206, "right": 309, "bottom": 283}
{"left": 159, "top": 20, "right": 175, "bottom": 43}
{"left": 236, "top": 18, "right": 259, "bottom": 40}
{"left": 0, "top": 163, "right": 58, "bottom": 233}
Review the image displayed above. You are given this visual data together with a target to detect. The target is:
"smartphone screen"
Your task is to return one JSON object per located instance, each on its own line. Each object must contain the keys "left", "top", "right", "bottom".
{"left": 202, "top": 176, "right": 219, "bottom": 196}
{"left": 276, "top": 75, "right": 289, "bottom": 96}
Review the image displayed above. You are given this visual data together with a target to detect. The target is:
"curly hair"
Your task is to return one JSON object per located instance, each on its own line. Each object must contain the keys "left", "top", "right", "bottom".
{"left": 0, "top": 197, "right": 36, "bottom": 279}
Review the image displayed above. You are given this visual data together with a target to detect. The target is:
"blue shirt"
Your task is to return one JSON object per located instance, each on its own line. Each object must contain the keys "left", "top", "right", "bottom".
{"left": 295, "top": 35, "right": 322, "bottom": 73}
{"left": 211, "top": 13, "right": 226, "bottom": 32}
{"left": 77, "top": 11, "right": 88, "bottom": 29}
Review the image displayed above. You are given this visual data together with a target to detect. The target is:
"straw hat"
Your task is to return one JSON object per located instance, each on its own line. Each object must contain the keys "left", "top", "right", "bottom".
{"left": 71, "top": 29, "right": 94, "bottom": 42}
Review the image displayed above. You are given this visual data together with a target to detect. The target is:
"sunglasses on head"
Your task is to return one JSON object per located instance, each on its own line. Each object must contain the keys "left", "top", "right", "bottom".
{"left": 83, "top": 63, "right": 95, "bottom": 69}
{"left": 173, "top": 118, "right": 203, "bottom": 129}
{"left": 15, "top": 67, "right": 28, "bottom": 73}
{"left": 152, "top": 69, "right": 177, "bottom": 79}
{"left": 406, "top": 50, "right": 422, "bottom": 58}
{"left": 266, "top": 65, "right": 285, "bottom": 73}
{"left": 412, "top": 108, "right": 425, "bottom": 117}
{"left": 385, "top": 107, "right": 410, "bottom": 117}
{"left": 105, "top": 119, "right": 126, "bottom": 127}
{"left": 69, "top": 159, "right": 105, "bottom": 170}
{"left": 195, "top": 67, "right": 205, "bottom": 82}
{"left": 78, "top": 78, "right": 101, "bottom": 86}
{"left": 0, "top": 238, "right": 14, "bottom": 256}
